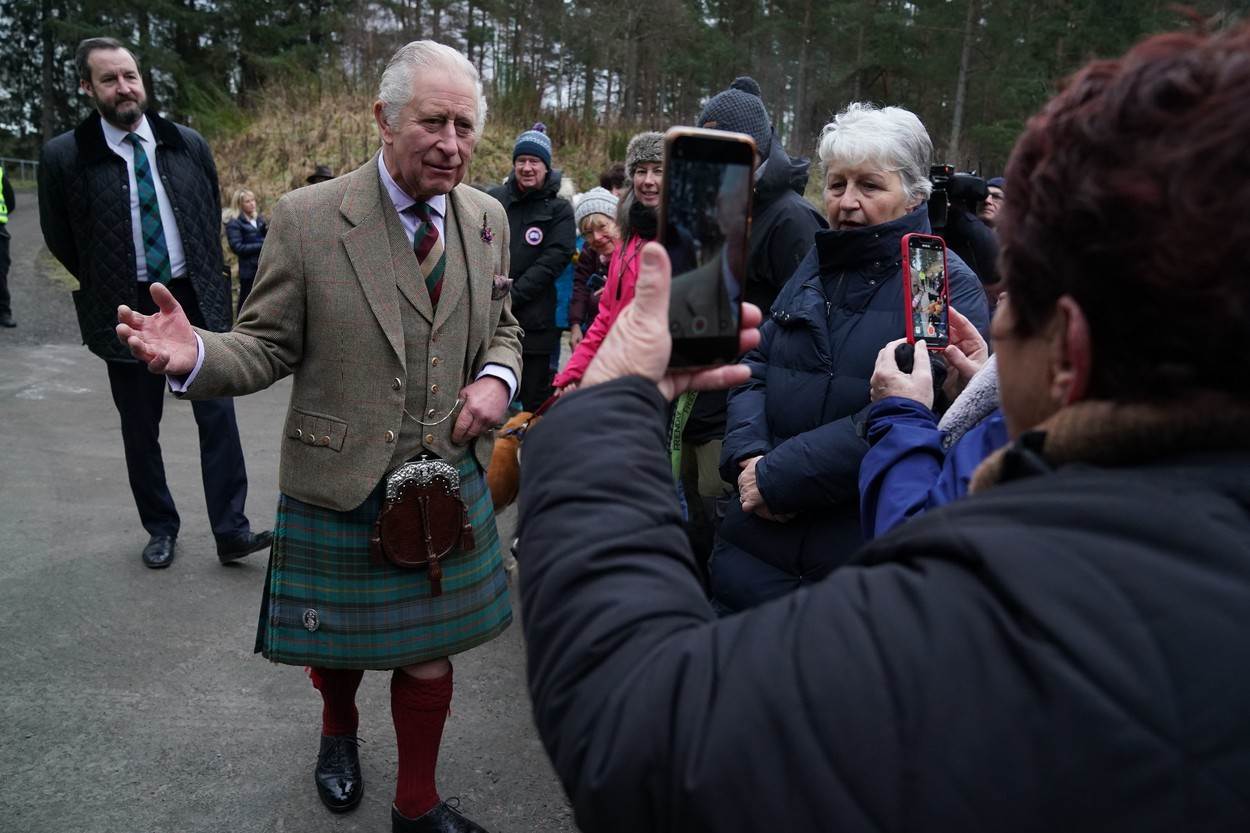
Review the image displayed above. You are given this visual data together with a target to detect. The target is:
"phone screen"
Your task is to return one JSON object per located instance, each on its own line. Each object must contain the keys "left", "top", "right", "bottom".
{"left": 663, "top": 135, "right": 753, "bottom": 367}
{"left": 906, "top": 237, "right": 950, "bottom": 347}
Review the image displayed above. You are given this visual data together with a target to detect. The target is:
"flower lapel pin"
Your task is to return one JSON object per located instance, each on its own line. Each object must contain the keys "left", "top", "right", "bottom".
{"left": 480, "top": 213, "right": 494, "bottom": 245}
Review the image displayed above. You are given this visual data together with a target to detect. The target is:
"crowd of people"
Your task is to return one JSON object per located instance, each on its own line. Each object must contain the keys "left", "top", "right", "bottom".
{"left": 29, "top": 17, "right": 1250, "bottom": 833}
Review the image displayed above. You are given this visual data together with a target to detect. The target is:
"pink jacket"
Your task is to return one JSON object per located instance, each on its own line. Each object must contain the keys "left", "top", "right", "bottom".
{"left": 553, "top": 235, "right": 646, "bottom": 388}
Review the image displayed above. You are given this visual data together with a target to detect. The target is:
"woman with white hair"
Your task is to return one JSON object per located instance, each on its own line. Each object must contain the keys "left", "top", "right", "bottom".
{"left": 710, "top": 102, "right": 990, "bottom": 612}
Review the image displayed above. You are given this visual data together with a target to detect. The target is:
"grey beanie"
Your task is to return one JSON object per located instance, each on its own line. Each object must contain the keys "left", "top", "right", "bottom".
{"left": 697, "top": 77, "right": 771, "bottom": 154}
{"left": 574, "top": 187, "right": 619, "bottom": 228}
{"left": 625, "top": 131, "right": 664, "bottom": 177}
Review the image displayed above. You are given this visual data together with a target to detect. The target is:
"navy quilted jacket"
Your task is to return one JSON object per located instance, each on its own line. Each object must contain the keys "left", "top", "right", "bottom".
{"left": 38, "top": 111, "right": 229, "bottom": 362}
{"left": 713, "top": 206, "right": 989, "bottom": 604}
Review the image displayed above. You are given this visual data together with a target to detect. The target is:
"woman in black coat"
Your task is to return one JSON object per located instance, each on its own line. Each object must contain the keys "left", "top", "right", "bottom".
{"left": 224, "top": 188, "right": 267, "bottom": 315}
{"left": 711, "top": 103, "right": 990, "bottom": 612}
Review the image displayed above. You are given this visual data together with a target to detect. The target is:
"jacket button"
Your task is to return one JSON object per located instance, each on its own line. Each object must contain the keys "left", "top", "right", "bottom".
{"left": 384, "top": 430, "right": 395, "bottom": 443}
{"left": 294, "top": 428, "right": 303, "bottom": 439}
{"left": 392, "top": 377, "right": 402, "bottom": 390}
{"left": 430, "top": 383, "right": 439, "bottom": 394}
{"left": 318, "top": 435, "right": 330, "bottom": 446}
{"left": 424, "top": 433, "right": 435, "bottom": 445}
{"left": 303, "top": 433, "right": 315, "bottom": 445}
{"left": 431, "top": 356, "right": 440, "bottom": 367}
{"left": 426, "top": 408, "right": 436, "bottom": 417}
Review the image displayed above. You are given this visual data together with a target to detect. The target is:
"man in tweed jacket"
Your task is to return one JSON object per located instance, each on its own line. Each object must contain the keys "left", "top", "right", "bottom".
{"left": 116, "top": 42, "right": 522, "bottom": 833}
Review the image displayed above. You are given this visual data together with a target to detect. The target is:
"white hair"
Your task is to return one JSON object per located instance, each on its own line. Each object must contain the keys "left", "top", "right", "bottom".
{"left": 377, "top": 41, "right": 487, "bottom": 137}
{"left": 817, "top": 102, "right": 934, "bottom": 202}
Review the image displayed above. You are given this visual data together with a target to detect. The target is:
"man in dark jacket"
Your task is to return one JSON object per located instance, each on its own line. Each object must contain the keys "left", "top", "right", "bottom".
{"left": 679, "top": 77, "right": 827, "bottom": 567}
{"left": 514, "top": 24, "right": 1250, "bottom": 832}
{"left": 488, "top": 123, "right": 575, "bottom": 410}
{"left": 38, "top": 37, "right": 269, "bottom": 569}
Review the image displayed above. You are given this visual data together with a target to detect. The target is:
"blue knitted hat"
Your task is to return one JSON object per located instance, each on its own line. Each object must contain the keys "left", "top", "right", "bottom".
{"left": 513, "top": 122, "right": 553, "bottom": 168}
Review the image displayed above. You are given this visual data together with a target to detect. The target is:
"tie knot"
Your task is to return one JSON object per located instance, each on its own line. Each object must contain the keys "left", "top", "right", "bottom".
{"left": 124, "top": 133, "right": 143, "bottom": 147}
{"left": 406, "top": 201, "right": 433, "bottom": 222}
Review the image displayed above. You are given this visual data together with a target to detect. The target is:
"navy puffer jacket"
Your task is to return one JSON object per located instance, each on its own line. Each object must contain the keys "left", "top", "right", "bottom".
{"left": 712, "top": 206, "right": 989, "bottom": 611}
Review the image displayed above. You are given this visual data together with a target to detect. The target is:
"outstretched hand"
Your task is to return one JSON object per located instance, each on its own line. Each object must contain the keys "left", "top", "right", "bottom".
{"left": 115, "top": 283, "right": 199, "bottom": 375}
{"left": 581, "top": 242, "right": 762, "bottom": 400}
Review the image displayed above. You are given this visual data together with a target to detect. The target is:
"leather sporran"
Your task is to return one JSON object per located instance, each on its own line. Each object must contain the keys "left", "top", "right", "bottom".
{"left": 369, "top": 455, "right": 476, "bottom": 596}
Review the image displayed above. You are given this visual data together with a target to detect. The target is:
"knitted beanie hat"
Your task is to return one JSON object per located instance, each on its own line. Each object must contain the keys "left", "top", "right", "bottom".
{"left": 574, "top": 187, "right": 619, "bottom": 228}
{"left": 625, "top": 131, "right": 664, "bottom": 177}
{"left": 697, "top": 77, "right": 771, "bottom": 155}
{"left": 513, "top": 122, "right": 553, "bottom": 168}
{"left": 987, "top": 176, "right": 1006, "bottom": 193}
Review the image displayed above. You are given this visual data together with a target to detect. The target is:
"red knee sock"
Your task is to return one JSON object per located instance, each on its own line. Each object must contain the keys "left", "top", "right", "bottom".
{"left": 308, "top": 667, "right": 365, "bottom": 737}
{"left": 391, "top": 666, "right": 453, "bottom": 819}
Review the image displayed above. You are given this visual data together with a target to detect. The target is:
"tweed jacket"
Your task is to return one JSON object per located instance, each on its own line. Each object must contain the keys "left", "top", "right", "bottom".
{"left": 183, "top": 154, "right": 522, "bottom": 511}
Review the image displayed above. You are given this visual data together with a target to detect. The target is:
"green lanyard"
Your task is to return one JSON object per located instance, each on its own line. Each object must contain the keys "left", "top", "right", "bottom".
{"left": 668, "top": 391, "right": 699, "bottom": 480}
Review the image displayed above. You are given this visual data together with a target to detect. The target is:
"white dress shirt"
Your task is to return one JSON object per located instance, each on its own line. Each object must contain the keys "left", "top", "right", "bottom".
{"left": 100, "top": 115, "right": 187, "bottom": 282}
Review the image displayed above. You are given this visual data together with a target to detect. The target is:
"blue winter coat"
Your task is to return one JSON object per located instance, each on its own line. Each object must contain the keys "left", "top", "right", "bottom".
{"left": 225, "top": 214, "right": 267, "bottom": 283}
{"left": 711, "top": 206, "right": 990, "bottom": 611}
{"left": 858, "top": 398, "right": 1009, "bottom": 539}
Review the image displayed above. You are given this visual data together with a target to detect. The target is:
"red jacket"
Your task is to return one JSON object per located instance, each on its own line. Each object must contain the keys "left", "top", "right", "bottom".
{"left": 553, "top": 234, "right": 645, "bottom": 388}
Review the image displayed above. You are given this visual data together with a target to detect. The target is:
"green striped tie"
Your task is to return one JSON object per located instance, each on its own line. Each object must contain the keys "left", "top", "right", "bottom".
{"left": 409, "top": 201, "right": 445, "bottom": 307}
{"left": 125, "top": 133, "right": 173, "bottom": 284}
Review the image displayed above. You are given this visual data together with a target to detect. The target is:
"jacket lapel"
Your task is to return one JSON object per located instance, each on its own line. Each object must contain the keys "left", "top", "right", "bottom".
{"left": 340, "top": 155, "right": 406, "bottom": 367}
{"left": 437, "top": 187, "right": 490, "bottom": 332}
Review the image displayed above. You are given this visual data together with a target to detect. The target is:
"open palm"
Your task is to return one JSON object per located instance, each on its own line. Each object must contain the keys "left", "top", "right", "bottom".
{"left": 115, "top": 283, "right": 200, "bottom": 375}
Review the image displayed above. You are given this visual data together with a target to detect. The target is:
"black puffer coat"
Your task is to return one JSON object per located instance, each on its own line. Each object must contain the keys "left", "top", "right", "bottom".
{"left": 712, "top": 206, "right": 989, "bottom": 611}
{"left": 518, "top": 376, "right": 1250, "bottom": 833}
{"left": 488, "top": 171, "right": 576, "bottom": 355}
{"left": 38, "top": 111, "right": 229, "bottom": 362}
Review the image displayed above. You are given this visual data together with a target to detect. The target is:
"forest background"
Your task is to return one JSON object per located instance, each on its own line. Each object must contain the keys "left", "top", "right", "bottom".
{"left": 2, "top": 0, "right": 1247, "bottom": 203}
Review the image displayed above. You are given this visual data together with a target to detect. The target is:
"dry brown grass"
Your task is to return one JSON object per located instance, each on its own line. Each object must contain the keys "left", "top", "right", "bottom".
{"left": 212, "top": 84, "right": 644, "bottom": 211}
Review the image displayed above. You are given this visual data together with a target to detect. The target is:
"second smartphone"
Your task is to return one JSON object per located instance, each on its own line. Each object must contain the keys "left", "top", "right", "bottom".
{"left": 659, "top": 127, "right": 755, "bottom": 368}
{"left": 900, "top": 232, "right": 951, "bottom": 350}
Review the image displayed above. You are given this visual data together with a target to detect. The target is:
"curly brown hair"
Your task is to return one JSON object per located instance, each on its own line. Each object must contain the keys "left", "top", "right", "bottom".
{"left": 1000, "top": 21, "right": 1250, "bottom": 402}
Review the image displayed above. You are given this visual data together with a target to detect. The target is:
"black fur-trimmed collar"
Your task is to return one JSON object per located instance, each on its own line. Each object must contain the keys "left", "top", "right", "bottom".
{"left": 73, "top": 109, "right": 185, "bottom": 165}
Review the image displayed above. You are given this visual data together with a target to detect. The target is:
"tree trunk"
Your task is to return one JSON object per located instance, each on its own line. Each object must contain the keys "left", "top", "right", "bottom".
{"left": 791, "top": 0, "right": 813, "bottom": 154}
{"left": 40, "top": 0, "right": 56, "bottom": 143}
{"left": 947, "top": 0, "right": 979, "bottom": 165}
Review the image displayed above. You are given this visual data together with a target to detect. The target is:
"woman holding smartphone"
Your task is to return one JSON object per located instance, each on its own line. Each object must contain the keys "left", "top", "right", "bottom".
{"left": 711, "top": 103, "right": 990, "bottom": 613}
{"left": 553, "top": 132, "right": 664, "bottom": 390}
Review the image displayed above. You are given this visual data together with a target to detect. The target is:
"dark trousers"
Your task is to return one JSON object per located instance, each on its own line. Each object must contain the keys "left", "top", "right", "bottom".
{"left": 0, "top": 227, "right": 11, "bottom": 318}
{"left": 237, "top": 277, "right": 253, "bottom": 316}
{"left": 518, "top": 353, "right": 554, "bottom": 412}
{"left": 106, "top": 278, "right": 251, "bottom": 540}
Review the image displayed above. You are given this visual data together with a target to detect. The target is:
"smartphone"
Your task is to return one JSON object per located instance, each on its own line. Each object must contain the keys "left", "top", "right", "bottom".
{"left": 900, "top": 232, "right": 950, "bottom": 350}
{"left": 660, "top": 127, "right": 755, "bottom": 368}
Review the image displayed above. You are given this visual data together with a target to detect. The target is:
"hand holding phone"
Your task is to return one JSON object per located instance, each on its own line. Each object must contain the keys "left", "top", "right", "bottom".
{"left": 660, "top": 127, "right": 756, "bottom": 368}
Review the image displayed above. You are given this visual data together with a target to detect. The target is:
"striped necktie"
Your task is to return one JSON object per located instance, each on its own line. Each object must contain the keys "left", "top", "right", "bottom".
{"left": 407, "top": 201, "right": 446, "bottom": 307}
{"left": 124, "top": 133, "right": 173, "bottom": 284}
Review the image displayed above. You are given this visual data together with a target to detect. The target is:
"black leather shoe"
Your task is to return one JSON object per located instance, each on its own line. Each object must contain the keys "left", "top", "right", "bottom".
{"left": 0, "top": 314, "right": 15, "bottom": 328}
{"left": 216, "top": 530, "right": 273, "bottom": 564}
{"left": 392, "top": 800, "right": 490, "bottom": 833}
{"left": 315, "top": 735, "right": 363, "bottom": 813}
{"left": 141, "top": 535, "right": 176, "bottom": 569}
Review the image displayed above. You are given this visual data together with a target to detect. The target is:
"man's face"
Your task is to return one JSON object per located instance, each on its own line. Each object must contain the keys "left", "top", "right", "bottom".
{"left": 979, "top": 185, "right": 1005, "bottom": 225}
{"left": 632, "top": 162, "right": 663, "bottom": 207}
{"left": 514, "top": 155, "right": 548, "bottom": 192}
{"left": 375, "top": 66, "right": 478, "bottom": 200}
{"left": 82, "top": 49, "right": 146, "bottom": 130}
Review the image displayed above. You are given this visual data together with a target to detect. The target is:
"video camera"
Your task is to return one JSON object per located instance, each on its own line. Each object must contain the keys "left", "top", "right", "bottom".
{"left": 928, "top": 165, "right": 988, "bottom": 230}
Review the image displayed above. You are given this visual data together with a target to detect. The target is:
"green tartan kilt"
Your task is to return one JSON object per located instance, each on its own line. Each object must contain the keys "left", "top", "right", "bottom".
{"left": 254, "top": 456, "right": 511, "bottom": 669}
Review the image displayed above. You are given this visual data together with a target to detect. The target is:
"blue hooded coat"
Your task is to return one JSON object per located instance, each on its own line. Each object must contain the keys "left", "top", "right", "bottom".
{"left": 711, "top": 206, "right": 990, "bottom": 611}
